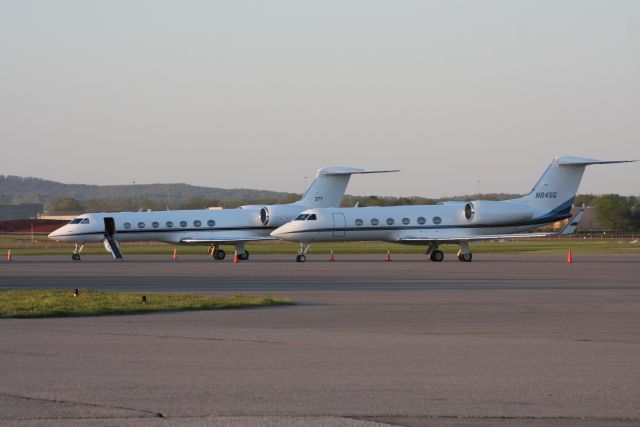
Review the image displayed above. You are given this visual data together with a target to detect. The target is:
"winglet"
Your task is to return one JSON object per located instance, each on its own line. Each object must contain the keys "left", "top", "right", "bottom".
{"left": 560, "top": 209, "right": 585, "bottom": 235}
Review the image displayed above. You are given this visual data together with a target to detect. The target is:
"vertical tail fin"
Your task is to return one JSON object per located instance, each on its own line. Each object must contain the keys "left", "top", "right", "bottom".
{"left": 297, "top": 167, "right": 398, "bottom": 208}
{"left": 522, "top": 157, "right": 634, "bottom": 216}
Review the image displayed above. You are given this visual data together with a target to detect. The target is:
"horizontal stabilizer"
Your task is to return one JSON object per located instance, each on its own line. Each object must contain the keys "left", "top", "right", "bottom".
{"left": 318, "top": 167, "right": 399, "bottom": 176}
{"left": 556, "top": 157, "right": 636, "bottom": 166}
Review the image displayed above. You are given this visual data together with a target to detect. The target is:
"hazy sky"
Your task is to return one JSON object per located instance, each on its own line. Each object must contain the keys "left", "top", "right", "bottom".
{"left": 1, "top": 1, "right": 638, "bottom": 197}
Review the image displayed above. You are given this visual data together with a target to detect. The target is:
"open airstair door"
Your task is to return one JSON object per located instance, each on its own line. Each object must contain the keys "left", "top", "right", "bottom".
{"left": 103, "top": 217, "right": 123, "bottom": 259}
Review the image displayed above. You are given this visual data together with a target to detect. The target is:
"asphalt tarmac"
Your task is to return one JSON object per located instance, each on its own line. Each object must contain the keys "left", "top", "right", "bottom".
{"left": 1, "top": 254, "right": 639, "bottom": 426}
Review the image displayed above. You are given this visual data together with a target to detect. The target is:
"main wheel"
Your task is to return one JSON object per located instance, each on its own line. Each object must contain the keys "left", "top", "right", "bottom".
{"left": 430, "top": 250, "right": 444, "bottom": 262}
{"left": 215, "top": 249, "right": 226, "bottom": 260}
{"left": 296, "top": 254, "right": 306, "bottom": 263}
{"left": 71, "top": 253, "right": 81, "bottom": 261}
{"left": 458, "top": 253, "right": 472, "bottom": 262}
{"left": 238, "top": 250, "right": 249, "bottom": 261}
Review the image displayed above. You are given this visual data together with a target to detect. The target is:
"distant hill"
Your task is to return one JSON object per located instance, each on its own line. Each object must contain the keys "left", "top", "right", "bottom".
{"left": 0, "top": 175, "right": 525, "bottom": 212}
{"left": 0, "top": 175, "right": 297, "bottom": 207}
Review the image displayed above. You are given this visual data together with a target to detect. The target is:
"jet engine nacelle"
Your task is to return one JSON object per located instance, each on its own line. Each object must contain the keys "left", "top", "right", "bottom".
{"left": 259, "top": 204, "right": 306, "bottom": 227}
{"left": 463, "top": 201, "right": 533, "bottom": 225}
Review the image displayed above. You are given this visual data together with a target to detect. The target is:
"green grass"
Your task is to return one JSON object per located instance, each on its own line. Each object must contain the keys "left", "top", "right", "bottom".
{"left": 1, "top": 234, "right": 639, "bottom": 255}
{"left": 0, "top": 290, "right": 293, "bottom": 318}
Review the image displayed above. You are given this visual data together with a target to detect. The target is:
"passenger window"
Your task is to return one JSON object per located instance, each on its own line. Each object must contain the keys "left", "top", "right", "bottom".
{"left": 124, "top": 222, "right": 132, "bottom": 229}
{"left": 386, "top": 218, "right": 395, "bottom": 225}
{"left": 152, "top": 221, "right": 159, "bottom": 228}
{"left": 138, "top": 222, "right": 145, "bottom": 229}
{"left": 207, "top": 220, "right": 215, "bottom": 227}
{"left": 80, "top": 218, "right": 90, "bottom": 224}
{"left": 180, "top": 221, "right": 187, "bottom": 227}
{"left": 307, "top": 214, "right": 317, "bottom": 221}
{"left": 166, "top": 221, "right": 174, "bottom": 228}
{"left": 432, "top": 216, "right": 442, "bottom": 225}
{"left": 417, "top": 217, "right": 426, "bottom": 225}
{"left": 69, "top": 218, "right": 82, "bottom": 224}
{"left": 194, "top": 220, "right": 202, "bottom": 227}
{"left": 402, "top": 217, "right": 410, "bottom": 225}
{"left": 371, "top": 218, "right": 379, "bottom": 226}
{"left": 295, "top": 214, "right": 309, "bottom": 221}
{"left": 355, "top": 219, "right": 363, "bottom": 226}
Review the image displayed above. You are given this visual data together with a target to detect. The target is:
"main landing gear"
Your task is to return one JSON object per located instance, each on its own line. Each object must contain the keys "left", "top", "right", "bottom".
{"left": 295, "top": 243, "right": 310, "bottom": 262}
{"left": 208, "top": 245, "right": 250, "bottom": 261}
{"left": 426, "top": 243, "right": 473, "bottom": 262}
{"left": 426, "top": 244, "right": 444, "bottom": 262}
{"left": 71, "top": 243, "right": 84, "bottom": 261}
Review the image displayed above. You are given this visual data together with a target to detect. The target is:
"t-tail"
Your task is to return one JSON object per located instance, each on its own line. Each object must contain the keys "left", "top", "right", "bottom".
{"left": 519, "top": 156, "right": 635, "bottom": 220}
{"left": 297, "top": 167, "right": 399, "bottom": 208}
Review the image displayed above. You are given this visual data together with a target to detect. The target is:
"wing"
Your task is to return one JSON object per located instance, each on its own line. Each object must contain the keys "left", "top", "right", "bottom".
{"left": 398, "top": 209, "right": 584, "bottom": 244}
{"left": 180, "top": 236, "right": 276, "bottom": 244}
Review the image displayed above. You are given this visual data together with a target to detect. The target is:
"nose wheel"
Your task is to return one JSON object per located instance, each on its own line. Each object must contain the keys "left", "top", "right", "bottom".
{"left": 295, "top": 243, "right": 310, "bottom": 262}
{"left": 71, "top": 243, "right": 84, "bottom": 261}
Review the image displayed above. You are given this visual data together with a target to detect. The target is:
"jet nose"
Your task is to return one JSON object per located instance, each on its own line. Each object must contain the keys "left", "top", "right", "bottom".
{"left": 48, "top": 225, "right": 65, "bottom": 239}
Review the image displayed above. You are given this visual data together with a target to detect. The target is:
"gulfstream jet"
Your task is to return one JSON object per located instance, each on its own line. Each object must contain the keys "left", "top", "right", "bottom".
{"left": 271, "top": 157, "right": 634, "bottom": 262}
{"left": 48, "top": 167, "right": 397, "bottom": 260}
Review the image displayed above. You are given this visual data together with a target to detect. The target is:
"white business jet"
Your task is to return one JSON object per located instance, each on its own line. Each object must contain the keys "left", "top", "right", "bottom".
{"left": 48, "top": 167, "right": 397, "bottom": 260}
{"left": 271, "top": 157, "right": 634, "bottom": 262}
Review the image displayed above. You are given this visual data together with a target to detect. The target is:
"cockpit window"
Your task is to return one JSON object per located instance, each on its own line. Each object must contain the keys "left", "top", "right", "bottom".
{"left": 295, "top": 214, "right": 309, "bottom": 221}
{"left": 307, "top": 214, "right": 317, "bottom": 221}
{"left": 80, "top": 218, "right": 90, "bottom": 224}
{"left": 69, "top": 218, "right": 82, "bottom": 224}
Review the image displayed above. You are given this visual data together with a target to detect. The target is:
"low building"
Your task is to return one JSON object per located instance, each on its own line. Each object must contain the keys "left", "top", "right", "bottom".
{"left": 0, "top": 203, "right": 44, "bottom": 220}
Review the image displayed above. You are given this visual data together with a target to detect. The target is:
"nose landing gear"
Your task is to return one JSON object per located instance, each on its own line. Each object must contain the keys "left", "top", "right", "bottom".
{"left": 72, "top": 243, "right": 84, "bottom": 261}
{"left": 296, "top": 243, "right": 311, "bottom": 262}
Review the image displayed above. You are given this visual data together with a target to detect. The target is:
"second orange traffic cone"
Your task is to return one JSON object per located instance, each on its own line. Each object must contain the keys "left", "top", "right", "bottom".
{"left": 234, "top": 251, "right": 239, "bottom": 263}
{"left": 7, "top": 249, "right": 12, "bottom": 262}
{"left": 329, "top": 250, "right": 335, "bottom": 262}
{"left": 386, "top": 250, "right": 392, "bottom": 262}
{"left": 567, "top": 249, "right": 573, "bottom": 264}
{"left": 172, "top": 248, "right": 177, "bottom": 260}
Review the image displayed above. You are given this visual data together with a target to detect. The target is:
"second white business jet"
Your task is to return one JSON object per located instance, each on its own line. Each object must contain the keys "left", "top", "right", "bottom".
{"left": 48, "top": 167, "right": 396, "bottom": 260}
{"left": 271, "top": 157, "right": 634, "bottom": 262}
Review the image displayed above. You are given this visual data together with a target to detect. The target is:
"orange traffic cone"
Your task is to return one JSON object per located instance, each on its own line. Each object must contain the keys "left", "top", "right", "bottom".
{"left": 7, "top": 249, "right": 12, "bottom": 262}
{"left": 329, "top": 250, "right": 335, "bottom": 262}
{"left": 233, "top": 251, "right": 239, "bottom": 263}
{"left": 567, "top": 249, "right": 573, "bottom": 264}
{"left": 172, "top": 248, "right": 177, "bottom": 260}
{"left": 386, "top": 250, "right": 392, "bottom": 262}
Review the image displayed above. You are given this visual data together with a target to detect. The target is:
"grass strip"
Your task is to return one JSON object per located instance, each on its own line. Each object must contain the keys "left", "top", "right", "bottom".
{"left": 0, "top": 289, "right": 293, "bottom": 318}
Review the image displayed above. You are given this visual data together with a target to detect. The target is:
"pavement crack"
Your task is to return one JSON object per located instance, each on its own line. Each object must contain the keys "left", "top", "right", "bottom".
{"left": 99, "top": 331, "right": 320, "bottom": 346}
{"left": 0, "top": 391, "right": 163, "bottom": 419}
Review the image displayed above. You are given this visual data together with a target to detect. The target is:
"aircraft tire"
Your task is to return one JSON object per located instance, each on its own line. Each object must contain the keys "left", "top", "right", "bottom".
{"left": 72, "top": 253, "right": 81, "bottom": 261}
{"left": 296, "top": 255, "right": 306, "bottom": 263}
{"left": 238, "top": 250, "right": 249, "bottom": 261}
{"left": 458, "top": 253, "right": 472, "bottom": 262}
{"left": 215, "top": 249, "right": 226, "bottom": 260}
{"left": 430, "top": 250, "right": 444, "bottom": 262}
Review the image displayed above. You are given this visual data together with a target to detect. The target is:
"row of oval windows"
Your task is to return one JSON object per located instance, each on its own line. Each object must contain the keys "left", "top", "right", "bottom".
{"left": 123, "top": 220, "right": 216, "bottom": 229}
{"left": 354, "top": 216, "right": 442, "bottom": 226}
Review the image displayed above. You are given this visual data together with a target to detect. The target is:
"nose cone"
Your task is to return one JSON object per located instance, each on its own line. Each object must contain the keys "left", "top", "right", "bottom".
{"left": 270, "top": 227, "right": 285, "bottom": 240}
{"left": 48, "top": 225, "right": 66, "bottom": 240}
